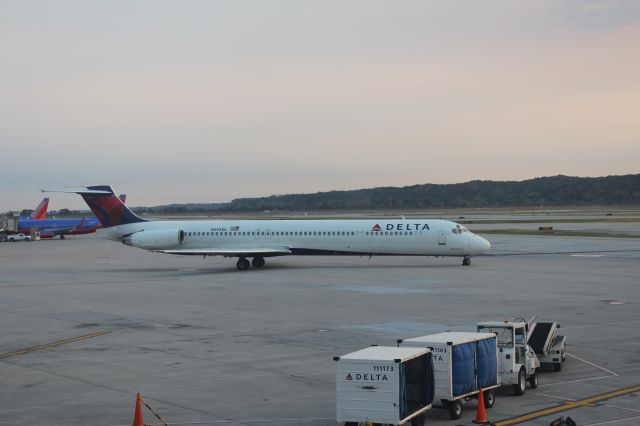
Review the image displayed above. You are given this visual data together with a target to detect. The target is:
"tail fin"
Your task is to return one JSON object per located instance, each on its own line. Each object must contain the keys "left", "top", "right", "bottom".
{"left": 31, "top": 198, "right": 49, "bottom": 220}
{"left": 41, "top": 185, "right": 146, "bottom": 227}
{"left": 79, "top": 186, "right": 146, "bottom": 227}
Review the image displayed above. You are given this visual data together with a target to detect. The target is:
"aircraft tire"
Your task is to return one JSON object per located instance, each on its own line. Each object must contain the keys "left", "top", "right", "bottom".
{"left": 237, "top": 258, "right": 250, "bottom": 270}
{"left": 252, "top": 257, "right": 265, "bottom": 268}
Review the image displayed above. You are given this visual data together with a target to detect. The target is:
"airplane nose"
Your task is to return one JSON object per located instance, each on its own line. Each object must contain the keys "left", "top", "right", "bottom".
{"left": 481, "top": 237, "right": 491, "bottom": 251}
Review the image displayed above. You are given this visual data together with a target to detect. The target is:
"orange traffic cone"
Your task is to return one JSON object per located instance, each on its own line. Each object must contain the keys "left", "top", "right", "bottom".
{"left": 132, "top": 393, "right": 144, "bottom": 426}
{"left": 474, "top": 388, "right": 489, "bottom": 424}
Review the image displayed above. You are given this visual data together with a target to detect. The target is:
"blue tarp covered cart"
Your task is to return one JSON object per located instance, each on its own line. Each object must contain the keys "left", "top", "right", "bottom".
{"left": 399, "top": 332, "right": 499, "bottom": 420}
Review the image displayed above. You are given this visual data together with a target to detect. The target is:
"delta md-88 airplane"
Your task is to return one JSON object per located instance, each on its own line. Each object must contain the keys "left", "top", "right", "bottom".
{"left": 48, "top": 185, "right": 491, "bottom": 270}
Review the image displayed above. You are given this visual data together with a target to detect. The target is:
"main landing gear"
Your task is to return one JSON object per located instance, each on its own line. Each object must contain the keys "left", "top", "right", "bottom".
{"left": 462, "top": 255, "right": 471, "bottom": 266}
{"left": 236, "top": 256, "right": 266, "bottom": 270}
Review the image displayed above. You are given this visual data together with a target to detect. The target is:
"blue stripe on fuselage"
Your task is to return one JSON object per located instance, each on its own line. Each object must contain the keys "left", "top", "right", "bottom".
{"left": 18, "top": 217, "right": 101, "bottom": 233}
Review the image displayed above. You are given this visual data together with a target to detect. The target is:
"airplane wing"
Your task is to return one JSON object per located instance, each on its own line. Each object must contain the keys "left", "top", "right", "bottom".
{"left": 156, "top": 247, "right": 292, "bottom": 257}
{"left": 45, "top": 227, "right": 78, "bottom": 236}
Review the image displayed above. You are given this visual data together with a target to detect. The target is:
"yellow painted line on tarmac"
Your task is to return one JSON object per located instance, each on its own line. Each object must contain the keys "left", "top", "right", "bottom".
{"left": 495, "top": 385, "right": 640, "bottom": 426}
{"left": 0, "top": 331, "right": 110, "bottom": 359}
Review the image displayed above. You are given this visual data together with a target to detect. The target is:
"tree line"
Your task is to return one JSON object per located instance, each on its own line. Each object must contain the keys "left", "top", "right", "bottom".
{"left": 222, "top": 174, "right": 640, "bottom": 212}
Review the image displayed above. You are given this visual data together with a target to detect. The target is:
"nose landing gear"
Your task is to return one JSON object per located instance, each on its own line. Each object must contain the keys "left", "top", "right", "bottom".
{"left": 462, "top": 256, "right": 471, "bottom": 266}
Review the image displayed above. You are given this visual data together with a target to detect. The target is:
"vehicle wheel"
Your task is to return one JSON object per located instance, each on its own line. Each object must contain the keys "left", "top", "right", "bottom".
{"left": 252, "top": 256, "right": 265, "bottom": 268}
{"left": 528, "top": 373, "right": 539, "bottom": 389}
{"left": 411, "top": 414, "right": 425, "bottom": 426}
{"left": 9, "top": 238, "right": 15, "bottom": 242}
{"left": 60, "top": 235, "right": 65, "bottom": 240}
{"left": 462, "top": 256, "right": 471, "bottom": 266}
{"left": 447, "top": 399, "right": 463, "bottom": 419}
{"left": 484, "top": 389, "right": 496, "bottom": 408}
{"left": 512, "top": 368, "right": 526, "bottom": 395}
{"left": 344, "top": 422, "right": 358, "bottom": 426}
{"left": 554, "top": 362, "right": 562, "bottom": 372}
{"left": 236, "top": 258, "right": 250, "bottom": 270}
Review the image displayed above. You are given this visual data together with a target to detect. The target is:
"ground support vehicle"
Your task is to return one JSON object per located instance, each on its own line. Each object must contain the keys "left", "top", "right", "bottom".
{"left": 5, "top": 233, "right": 32, "bottom": 242}
{"left": 398, "top": 332, "right": 499, "bottom": 420}
{"left": 528, "top": 321, "right": 566, "bottom": 371}
{"left": 335, "top": 346, "right": 434, "bottom": 426}
{"left": 477, "top": 320, "right": 540, "bottom": 395}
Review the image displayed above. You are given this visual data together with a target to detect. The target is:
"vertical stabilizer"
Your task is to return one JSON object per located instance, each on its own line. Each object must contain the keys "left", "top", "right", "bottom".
{"left": 31, "top": 198, "right": 49, "bottom": 220}
{"left": 78, "top": 186, "right": 147, "bottom": 227}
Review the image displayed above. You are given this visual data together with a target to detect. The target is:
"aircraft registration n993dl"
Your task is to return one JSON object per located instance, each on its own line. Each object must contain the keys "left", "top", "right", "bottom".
{"left": 46, "top": 186, "right": 491, "bottom": 270}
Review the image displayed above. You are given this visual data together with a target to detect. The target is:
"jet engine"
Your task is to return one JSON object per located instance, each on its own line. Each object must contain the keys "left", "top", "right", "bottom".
{"left": 122, "top": 229, "right": 185, "bottom": 250}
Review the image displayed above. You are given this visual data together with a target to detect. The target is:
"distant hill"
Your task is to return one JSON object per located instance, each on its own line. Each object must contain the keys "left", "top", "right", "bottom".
{"left": 133, "top": 174, "right": 640, "bottom": 213}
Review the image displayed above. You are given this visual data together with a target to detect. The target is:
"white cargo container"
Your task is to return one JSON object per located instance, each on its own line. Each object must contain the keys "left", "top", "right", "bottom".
{"left": 398, "top": 332, "right": 499, "bottom": 420}
{"left": 335, "top": 346, "right": 434, "bottom": 426}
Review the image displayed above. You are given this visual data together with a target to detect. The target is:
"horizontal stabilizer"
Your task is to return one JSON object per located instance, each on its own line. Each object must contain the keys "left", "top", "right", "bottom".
{"left": 41, "top": 187, "right": 112, "bottom": 195}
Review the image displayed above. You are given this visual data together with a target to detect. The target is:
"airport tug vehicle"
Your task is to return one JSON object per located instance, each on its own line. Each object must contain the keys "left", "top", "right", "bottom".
{"left": 397, "top": 332, "right": 499, "bottom": 420}
{"left": 476, "top": 317, "right": 566, "bottom": 395}
{"left": 335, "top": 346, "right": 434, "bottom": 426}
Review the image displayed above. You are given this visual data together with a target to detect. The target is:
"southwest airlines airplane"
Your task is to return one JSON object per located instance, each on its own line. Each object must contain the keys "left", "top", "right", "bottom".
{"left": 48, "top": 186, "right": 491, "bottom": 270}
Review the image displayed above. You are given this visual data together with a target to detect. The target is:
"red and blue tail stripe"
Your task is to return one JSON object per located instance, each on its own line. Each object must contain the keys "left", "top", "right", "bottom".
{"left": 81, "top": 186, "right": 146, "bottom": 228}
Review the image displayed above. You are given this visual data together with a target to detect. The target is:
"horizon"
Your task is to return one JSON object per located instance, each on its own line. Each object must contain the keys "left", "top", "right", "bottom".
{"left": 6, "top": 172, "right": 638, "bottom": 213}
{"left": 1, "top": 1, "right": 639, "bottom": 211}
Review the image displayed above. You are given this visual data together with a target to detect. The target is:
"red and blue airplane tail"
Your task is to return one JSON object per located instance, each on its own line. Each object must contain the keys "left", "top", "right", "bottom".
{"left": 78, "top": 186, "right": 147, "bottom": 228}
{"left": 31, "top": 198, "right": 49, "bottom": 220}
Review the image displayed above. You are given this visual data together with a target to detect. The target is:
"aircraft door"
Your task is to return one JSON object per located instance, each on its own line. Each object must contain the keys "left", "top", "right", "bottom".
{"left": 438, "top": 231, "right": 446, "bottom": 245}
{"left": 255, "top": 229, "right": 263, "bottom": 239}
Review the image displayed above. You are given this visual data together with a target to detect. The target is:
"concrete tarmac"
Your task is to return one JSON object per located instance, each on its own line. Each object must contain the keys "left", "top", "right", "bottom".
{"left": 1, "top": 234, "right": 639, "bottom": 425}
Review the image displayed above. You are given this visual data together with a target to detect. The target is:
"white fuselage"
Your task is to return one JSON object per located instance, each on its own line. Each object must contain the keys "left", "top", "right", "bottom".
{"left": 98, "top": 219, "right": 490, "bottom": 257}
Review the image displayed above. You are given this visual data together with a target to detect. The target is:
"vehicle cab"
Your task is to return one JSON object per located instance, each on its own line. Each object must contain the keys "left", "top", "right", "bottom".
{"left": 477, "top": 320, "right": 540, "bottom": 395}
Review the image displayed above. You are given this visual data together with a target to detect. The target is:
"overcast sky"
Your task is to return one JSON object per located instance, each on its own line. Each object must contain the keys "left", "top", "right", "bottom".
{"left": 1, "top": 1, "right": 639, "bottom": 210}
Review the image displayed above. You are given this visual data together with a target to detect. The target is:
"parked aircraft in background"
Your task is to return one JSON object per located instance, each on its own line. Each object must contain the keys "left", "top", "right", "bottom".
{"left": 18, "top": 194, "right": 126, "bottom": 239}
{"left": 49, "top": 186, "right": 491, "bottom": 269}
